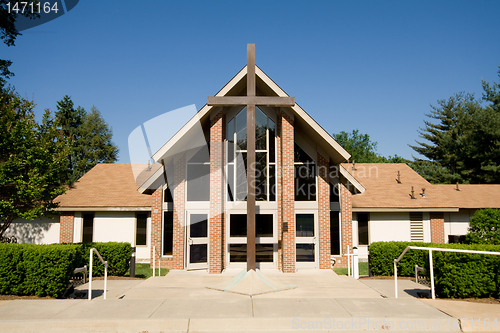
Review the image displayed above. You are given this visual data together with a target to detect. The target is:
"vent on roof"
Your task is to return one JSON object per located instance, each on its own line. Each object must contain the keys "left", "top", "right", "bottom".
{"left": 456, "top": 182, "right": 460, "bottom": 191}
{"left": 420, "top": 188, "right": 426, "bottom": 198}
{"left": 396, "top": 171, "right": 401, "bottom": 184}
{"left": 409, "top": 186, "right": 416, "bottom": 199}
{"left": 410, "top": 212, "right": 424, "bottom": 242}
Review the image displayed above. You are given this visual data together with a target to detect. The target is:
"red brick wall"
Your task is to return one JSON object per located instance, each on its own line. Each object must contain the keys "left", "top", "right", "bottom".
{"left": 209, "top": 111, "right": 224, "bottom": 273}
{"left": 335, "top": 183, "right": 353, "bottom": 268}
{"left": 150, "top": 186, "right": 174, "bottom": 268}
{"left": 280, "top": 111, "right": 295, "bottom": 273}
{"left": 59, "top": 211, "right": 74, "bottom": 243}
{"left": 172, "top": 155, "right": 186, "bottom": 269}
{"left": 317, "top": 152, "right": 331, "bottom": 269}
{"left": 430, "top": 212, "right": 445, "bottom": 243}
{"left": 276, "top": 110, "right": 283, "bottom": 271}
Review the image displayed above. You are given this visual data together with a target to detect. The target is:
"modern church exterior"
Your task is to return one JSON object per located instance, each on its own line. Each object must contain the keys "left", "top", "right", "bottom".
{"left": 7, "top": 46, "right": 500, "bottom": 273}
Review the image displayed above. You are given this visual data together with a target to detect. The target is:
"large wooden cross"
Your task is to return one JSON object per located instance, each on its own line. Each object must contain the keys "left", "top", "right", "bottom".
{"left": 208, "top": 44, "right": 295, "bottom": 271}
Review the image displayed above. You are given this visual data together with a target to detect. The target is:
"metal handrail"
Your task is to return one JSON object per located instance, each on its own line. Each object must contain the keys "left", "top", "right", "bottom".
{"left": 415, "top": 265, "right": 425, "bottom": 284}
{"left": 73, "top": 265, "right": 87, "bottom": 283}
{"left": 394, "top": 246, "right": 500, "bottom": 299}
{"left": 88, "top": 248, "right": 108, "bottom": 301}
{"left": 152, "top": 246, "right": 161, "bottom": 277}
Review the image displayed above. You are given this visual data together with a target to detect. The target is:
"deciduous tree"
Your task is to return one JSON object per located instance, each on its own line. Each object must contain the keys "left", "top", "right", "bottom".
{"left": 464, "top": 208, "right": 500, "bottom": 245}
{"left": 0, "top": 86, "right": 68, "bottom": 237}
{"left": 333, "top": 129, "right": 406, "bottom": 163}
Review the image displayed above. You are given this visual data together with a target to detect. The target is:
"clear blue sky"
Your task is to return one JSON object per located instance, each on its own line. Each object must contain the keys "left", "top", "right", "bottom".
{"left": 3, "top": 0, "right": 499, "bottom": 163}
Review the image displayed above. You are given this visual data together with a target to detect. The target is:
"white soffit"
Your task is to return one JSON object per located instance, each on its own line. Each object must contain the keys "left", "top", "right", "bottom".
{"left": 138, "top": 164, "right": 165, "bottom": 193}
{"left": 56, "top": 207, "right": 152, "bottom": 212}
{"left": 352, "top": 207, "right": 460, "bottom": 213}
{"left": 340, "top": 164, "right": 366, "bottom": 193}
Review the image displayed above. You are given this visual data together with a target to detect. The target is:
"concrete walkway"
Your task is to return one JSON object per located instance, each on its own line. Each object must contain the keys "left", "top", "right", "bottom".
{"left": 0, "top": 270, "right": 498, "bottom": 332}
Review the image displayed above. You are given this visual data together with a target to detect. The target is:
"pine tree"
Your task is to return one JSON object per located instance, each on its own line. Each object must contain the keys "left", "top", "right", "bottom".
{"left": 411, "top": 71, "right": 500, "bottom": 184}
{"left": 76, "top": 106, "right": 119, "bottom": 177}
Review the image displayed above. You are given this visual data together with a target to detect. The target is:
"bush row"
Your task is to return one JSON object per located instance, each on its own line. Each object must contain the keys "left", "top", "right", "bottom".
{"left": 0, "top": 242, "right": 131, "bottom": 298}
{"left": 0, "top": 243, "right": 79, "bottom": 297}
{"left": 369, "top": 241, "right": 500, "bottom": 298}
{"left": 75, "top": 242, "right": 132, "bottom": 276}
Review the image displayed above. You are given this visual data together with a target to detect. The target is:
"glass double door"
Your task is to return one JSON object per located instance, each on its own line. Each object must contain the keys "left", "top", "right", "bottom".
{"left": 186, "top": 211, "right": 209, "bottom": 270}
{"left": 227, "top": 213, "right": 277, "bottom": 269}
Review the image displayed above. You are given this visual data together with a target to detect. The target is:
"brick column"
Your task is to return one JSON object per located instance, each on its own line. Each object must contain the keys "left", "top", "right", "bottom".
{"left": 430, "top": 212, "right": 445, "bottom": 243}
{"left": 280, "top": 110, "right": 295, "bottom": 273}
{"left": 59, "top": 211, "right": 74, "bottom": 243}
{"left": 317, "top": 152, "right": 330, "bottom": 269}
{"left": 336, "top": 183, "right": 353, "bottom": 268}
{"left": 172, "top": 154, "right": 186, "bottom": 269}
{"left": 150, "top": 186, "right": 163, "bottom": 267}
{"left": 209, "top": 111, "right": 224, "bottom": 273}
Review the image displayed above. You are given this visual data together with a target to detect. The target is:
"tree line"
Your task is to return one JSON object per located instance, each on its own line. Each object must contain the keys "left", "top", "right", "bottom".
{"left": 1, "top": 9, "right": 118, "bottom": 237}
{"left": 0, "top": 87, "right": 119, "bottom": 237}
{"left": 334, "top": 67, "right": 500, "bottom": 185}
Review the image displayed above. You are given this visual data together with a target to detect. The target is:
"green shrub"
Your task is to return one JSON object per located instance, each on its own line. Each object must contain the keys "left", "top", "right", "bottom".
{"left": 432, "top": 243, "right": 500, "bottom": 298}
{"left": 0, "top": 243, "right": 79, "bottom": 297}
{"left": 369, "top": 241, "right": 500, "bottom": 298}
{"left": 0, "top": 244, "right": 27, "bottom": 295}
{"left": 76, "top": 242, "right": 132, "bottom": 276}
{"left": 368, "top": 241, "right": 430, "bottom": 276}
{"left": 464, "top": 208, "right": 500, "bottom": 245}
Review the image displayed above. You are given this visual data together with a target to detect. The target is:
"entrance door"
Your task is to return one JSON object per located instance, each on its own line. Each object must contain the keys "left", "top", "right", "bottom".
{"left": 295, "top": 213, "right": 318, "bottom": 269}
{"left": 227, "top": 213, "right": 277, "bottom": 269}
{"left": 186, "top": 212, "right": 209, "bottom": 270}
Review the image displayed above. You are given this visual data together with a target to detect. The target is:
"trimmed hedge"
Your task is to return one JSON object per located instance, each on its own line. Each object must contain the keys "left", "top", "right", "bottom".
{"left": 75, "top": 242, "right": 132, "bottom": 276}
{"left": 369, "top": 241, "right": 430, "bottom": 276}
{"left": 369, "top": 241, "right": 500, "bottom": 298}
{"left": 0, "top": 242, "right": 132, "bottom": 298}
{"left": 0, "top": 243, "right": 80, "bottom": 297}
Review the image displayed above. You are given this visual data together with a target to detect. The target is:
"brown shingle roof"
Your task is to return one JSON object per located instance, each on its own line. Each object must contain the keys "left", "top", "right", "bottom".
{"left": 55, "top": 164, "right": 156, "bottom": 208}
{"left": 343, "top": 163, "right": 500, "bottom": 210}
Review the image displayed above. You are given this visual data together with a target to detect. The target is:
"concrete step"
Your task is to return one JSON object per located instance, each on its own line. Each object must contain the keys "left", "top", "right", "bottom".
{"left": 0, "top": 317, "right": 462, "bottom": 333}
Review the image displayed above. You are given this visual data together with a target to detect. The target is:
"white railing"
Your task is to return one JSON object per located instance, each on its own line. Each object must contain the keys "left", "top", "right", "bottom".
{"left": 394, "top": 246, "right": 500, "bottom": 299}
{"left": 152, "top": 246, "right": 161, "bottom": 277}
{"left": 73, "top": 265, "right": 87, "bottom": 283}
{"left": 88, "top": 248, "right": 108, "bottom": 301}
{"left": 415, "top": 265, "right": 425, "bottom": 284}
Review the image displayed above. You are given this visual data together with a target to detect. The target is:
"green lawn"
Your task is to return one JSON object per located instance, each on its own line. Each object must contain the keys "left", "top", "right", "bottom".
{"left": 125, "top": 263, "right": 169, "bottom": 279}
{"left": 333, "top": 262, "right": 369, "bottom": 276}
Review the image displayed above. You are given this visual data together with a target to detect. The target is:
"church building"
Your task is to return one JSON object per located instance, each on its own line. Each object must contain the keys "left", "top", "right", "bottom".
{"left": 7, "top": 45, "right": 500, "bottom": 272}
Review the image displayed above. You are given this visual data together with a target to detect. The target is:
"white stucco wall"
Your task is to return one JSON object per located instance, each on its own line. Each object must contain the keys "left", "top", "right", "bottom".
{"left": 369, "top": 212, "right": 412, "bottom": 243}
{"left": 74, "top": 212, "right": 82, "bottom": 243}
{"left": 444, "top": 209, "right": 473, "bottom": 242}
{"left": 73, "top": 211, "right": 151, "bottom": 261}
{"left": 7, "top": 216, "right": 60, "bottom": 244}
{"left": 92, "top": 211, "right": 135, "bottom": 244}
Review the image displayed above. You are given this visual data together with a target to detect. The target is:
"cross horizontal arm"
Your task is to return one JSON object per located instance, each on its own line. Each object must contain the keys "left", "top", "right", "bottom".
{"left": 207, "top": 96, "right": 295, "bottom": 107}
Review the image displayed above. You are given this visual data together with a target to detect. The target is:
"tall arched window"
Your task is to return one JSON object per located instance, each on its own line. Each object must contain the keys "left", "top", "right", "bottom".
{"left": 226, "top": 107, "right": 276, "bottom": 201}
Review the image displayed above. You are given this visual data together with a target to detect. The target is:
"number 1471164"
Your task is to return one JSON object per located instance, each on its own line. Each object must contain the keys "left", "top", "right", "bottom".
{"left": 6, "top": 1, "right": 59, "bottom": 14}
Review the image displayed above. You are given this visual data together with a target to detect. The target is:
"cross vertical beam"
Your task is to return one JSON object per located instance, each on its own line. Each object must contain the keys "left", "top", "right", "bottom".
{"left": 246, "top": 44, "right": 256, "bottom": 271}
{"left": 207, "top": 44, "right": 295, "bottom": 273}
